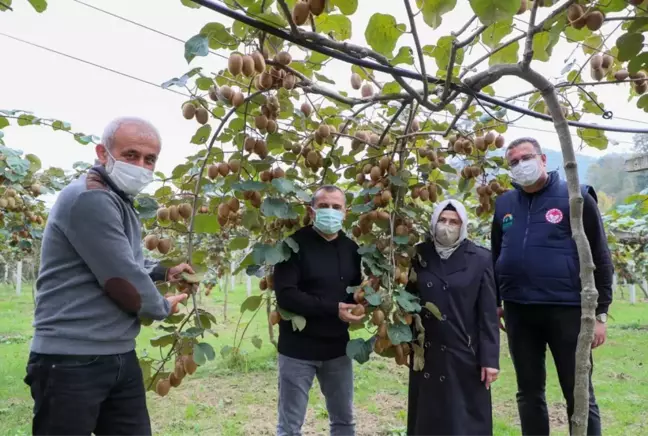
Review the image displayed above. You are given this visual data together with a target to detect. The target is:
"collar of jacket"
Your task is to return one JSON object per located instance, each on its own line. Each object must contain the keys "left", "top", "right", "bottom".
{"left": 512, "top": 170, "right": 560, "bottom": 197}
{"left": 88, "top": 165, "right": 134, "bottom": 206}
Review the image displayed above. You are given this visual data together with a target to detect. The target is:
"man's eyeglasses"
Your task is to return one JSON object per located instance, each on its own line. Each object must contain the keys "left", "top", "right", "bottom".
{"left": 508, "top": 153, "right": 540, "bottom": 168}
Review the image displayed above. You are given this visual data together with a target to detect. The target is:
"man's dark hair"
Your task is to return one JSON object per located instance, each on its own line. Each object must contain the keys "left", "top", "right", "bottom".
{"left": 506, "top": 137, "right": 543, "bottom": 156}
{"left": 311, "top": 185, "right": 345, "bottom": 206}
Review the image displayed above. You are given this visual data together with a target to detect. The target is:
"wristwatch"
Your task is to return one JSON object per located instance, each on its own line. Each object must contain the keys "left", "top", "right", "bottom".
{"left": 596, "top": 313, "right": 607, "bottom": 323}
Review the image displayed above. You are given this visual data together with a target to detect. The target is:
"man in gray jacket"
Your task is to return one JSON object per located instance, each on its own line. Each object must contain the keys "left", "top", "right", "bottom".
{"left": 25, "top": 117, "right": 193, "bottom": 435}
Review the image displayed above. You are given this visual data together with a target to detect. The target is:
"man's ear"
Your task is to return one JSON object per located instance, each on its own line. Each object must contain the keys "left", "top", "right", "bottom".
{"left": 307, "top": 205, "right": 315, "bottom": 219}
{"left": 95, "top": 144, "right": 109, "bottom": 165}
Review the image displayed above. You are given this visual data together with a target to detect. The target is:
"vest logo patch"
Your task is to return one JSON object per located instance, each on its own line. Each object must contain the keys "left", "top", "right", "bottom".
{"left": 546, "top": 208, "right": 563, "bottom": 224}
{"left": 502, "top": 213, "right": 513, "bottom": 231}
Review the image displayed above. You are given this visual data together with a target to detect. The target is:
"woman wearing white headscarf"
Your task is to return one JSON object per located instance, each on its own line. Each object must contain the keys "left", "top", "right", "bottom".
{"left": 405, "top": 199, "right": 500, "bottom": 436}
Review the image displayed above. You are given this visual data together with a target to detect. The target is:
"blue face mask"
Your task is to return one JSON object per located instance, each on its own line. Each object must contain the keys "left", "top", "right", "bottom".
{"left": 313, "top": 208, "right": 345, "bottom": 235}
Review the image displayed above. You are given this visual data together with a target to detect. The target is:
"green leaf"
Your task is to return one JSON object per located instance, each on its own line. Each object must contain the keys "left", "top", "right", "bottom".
{"left": 382, "top": 81, "right": 402, "bottom": 94}
{"left": 439, "top": 164, "right": 456, "bottom": 174}
{"left": 393, "top": 235, "right": 410, "bottom": 245}
{"left": 564, "top": 25, "right": 591, "bottom": 43}
{"left": 489, "top": 41, "right": 519, "bottom": 66}
{"left": 469, "top": 0, "right": 519, "bottom": 25}
{"left": 416, "top": 0, "right": 457, "bottom": 29}
{"left": 17, "top": 114, "right": 36, "bottom": 126}
{"left": 432, "top": 36, "right": 464, "bottom": 71}
{"left": 199, "top": 22, "right": 237, "bottom": 49}
{"left": 184, "top": 34, "right": 209, "bottom": 63}
{"left": 0, "top": 117, "right": 8, "bottom": 129}
{"left": 271, "top": 177, "right": 296, "bottom": 194}
{"left": 617, "top": 33, "right": 645, "bottom": 63}
{"left": 261, "top": 197, "right": 298, "bottom": 219}
{"left": 582, "top": 34, "right": 603, "bottom": 55}
{"left": 392, "top": 46, "right": 414, "bottom": 66}
{"left": 229, "top": 236, "right": 249, "bottom": 250}
{"left": 315, "top": 14, "right": 352, "bottom": 41}
{"left": 196, "top": 77, "right": 214, "bottom": 90}
{"left": 331, "top": 0, "right": 358, "bottom": 14}
{"left": 482, "top": 19, "right": 513, "bottom": 49}
{"left": 193, "top": 342, "right": 216, "bottom": 365}
{"left": 346, "top": 338, "right": 373, "bottom": 364}
{"left": 637, "top": 95, "right": 648, "bottom": 113}
{"left": 628, "top": 18, "right": 648, "bottom": 34}
{"left": 191, "top": 125, "right": 211, "bottom": 144}
{"left": 193, "top": 214, "right": 220, "bottom": 234}
{"left": 351, "top": 203, "right": 374, "bottom": 214}
{"left": 396, "top": 291, "right": 421, "bottom": 313}
{"left": 181, "top": 0, "right": 201, "bottom": 8}
{"left": 628, "top": 52, "right": 648, "bottom": 75}
{"left": 0, "top": 0, "right": 12, "bottom": 12}
{"left": 291, "top": 315, "right": 306, "bottom": 332}
{"left": 388, "top": 175, "right": 408, "bottom": 187}
{"left": 387, "top": 323, "right": 413, "bottom": 345}
{"left": 27, "top": 0, "right": 47, "bottom": 12}
{"left": 314, "top": 72, "right": 336, "bottom": 85}
{"left": 598, "top": 0, "right": 628, "bottom": 13}
{"left": 425, "top": 302, "right": 443, "bottom": 320}
{"left": 532, "top": 31, "right": 559, "bottom": 62}
{"left": 150, "top": 334, "right": 175, "bottom": 348}
{"left": 251, "top": 335, "right": 263, "bottom": 349}
{"left": 284, "top": 236, "right": 299, "bottom": 253}
{"left": 577, "top": 128, "right": 608, "bottom": 150}
{"left": 364, "top": 13, "right": 405, "bottom": 57}
{"left": 240, "top": 295, "right": 262, "bottom": 313}
{"left": 180, "top": 272, "right": 205, "bottom": 283}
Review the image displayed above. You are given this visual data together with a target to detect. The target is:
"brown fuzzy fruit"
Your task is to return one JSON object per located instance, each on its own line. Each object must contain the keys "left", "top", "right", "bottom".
{"left": 157, "top": 207, "right": 170, "bottom": 221}
{"left": 244, "top": 136, "right": 257, "bottom": 152}
{"left": 208, "top": 164, "right": 219, "bottom": 179}
{"left": 495, "top": 135, "right": 505, "bottom": 149}
{"left": 586, "top": 11, "right": 604, "bottom": 31}
{"left": 218, "top": 163, "right": 230, "bottom": 177}
{"left": 155, "top": 379, "right": 171, "bottom": 397}
{"left": 183, "top": 355, "right": 198, "bottom": 375}
{"left": 283, "top": 74, "right": 297, "bottom": 90}
{"left": 273, "top": 167, "right": 285, "bottom": 179}
{"left": 228, "top": 53, "right": 243, "bottom": 76}
{"left": 601, "top": 55, "right": 614, "bottom": 70}
{"left": 517, "top": 0, "right": 528, "bottom": 14}
{"left": 179, "top": 203, "right": 193, "bottom": 219}
{"left": 169, "top": 373, "right": 182, "bottom": 388}
{"left": 218, "top": 203, "right": 230, "bottom": 219}
{"left": 475, "top": 136, "right": 486, "bottom": 151}
{"left": 267, "top": 119, "right": 278, "bottom": 134}
{"left": 228, "top": 159, "right": 241, "bottom": 173}
{"left": 381, "top": 190, "right": 393, "bottom": 203}
{"left": 318, "top": 124, "right": 331, "bottom": 138}
{"left": 632, "top": 71, "right": 647, "bottom": 86}
{"left": 309, "top": 0, "right": 326, "bottom": 16}
{"left": 227, "top": 197, "right": 240, "bottom": 213}
{"left": 240, "top": 55, "right": 255, "bottom": 77}
{"left": 636, "top": 82, "right": 648, "bottom": 95}
{"left": 361, "top": 83, "right": 374, "bottom": 98}
{"left": 158, "top": 239, "right": 171, "bottom": 254}
{"left": 270, "top": 311, "right": 281, "bottom": 325}
{"left": 144, "top": 235, "right": 159, "bottom": 251}
{"left": 590, "top": 54, "right": 603, "bottom": 70}
{"left": 351, "top": 73, "right": 362, "bottom": 90}
{"left": 169, "top": 206, "right": 180, "bottom": 221}
{"left": 370, "top": 166, "right": 382, "bottom": 182}
{"left": 301, "top": 102, "right": 312, "bottom": 116}
{"left": 251, "top": 51, "right": 266, "bottom": 74}
{"left": 567, "top": 4, "right": 584, "bottom": 23}
{"left": 351, "top": 304, "right": 365, "bottom": 317}
{"left": 614, "top": 69, "right": 629, "bottom": 81}
{"left": 591, "top": 67, "right": 605, "bottom": 82}
{"left": 372, "top": 309, "right": 385, "bottom": 326}
{"left": 355, "top": 173, "right": 365, "bottom": 184}
{"left": 276, "top": 51, "right": 292, "bottom": 66}
{"left": 255, "top": 115, "right": 269, "bottom": 130}
{"left": 182, "top": 103, "right": 196, "bottom": 120}
{"left": 208, "top": 86, "right": 219, "bottom": 102}
{"left": 259, "top": 72, "right": 274, "bottom": 90}
{"left": 292, "top": 1, "right": 310, "bottom": 26}
{"left": 195, "top": 107, "right": 209, "bottom": 125}
{"left": 231, "top": 92, "right": 245, "bottom": 108}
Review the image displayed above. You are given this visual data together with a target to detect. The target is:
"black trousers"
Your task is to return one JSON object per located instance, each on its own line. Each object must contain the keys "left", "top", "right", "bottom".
{"left": 24, "top": 350, "right": 151, "bottom": 436}
{"left": 504, "top": 302, "right": 602, "bottom": 436}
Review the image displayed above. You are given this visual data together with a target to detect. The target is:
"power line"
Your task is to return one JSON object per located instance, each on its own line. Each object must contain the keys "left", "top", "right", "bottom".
{"left": 0, "top": 31, "right": 192, "bottom": 99}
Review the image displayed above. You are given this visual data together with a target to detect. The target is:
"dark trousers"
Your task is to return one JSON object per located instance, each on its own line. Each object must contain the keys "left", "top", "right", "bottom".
{"left": 504, "top": 302, "right": 602, "bottom": 436}
{"left": 24, "top": 350, "right": 151, "bottom": 436}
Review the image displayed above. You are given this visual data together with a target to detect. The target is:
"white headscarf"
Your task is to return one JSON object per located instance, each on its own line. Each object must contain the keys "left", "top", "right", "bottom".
{"left": 430, "top": 199, "right": 469, "bottom": 260}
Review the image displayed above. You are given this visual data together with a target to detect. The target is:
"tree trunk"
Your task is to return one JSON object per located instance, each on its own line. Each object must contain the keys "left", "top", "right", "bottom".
{"left": 641, "top": 280, "right": 648, "bottom": 300}
{"left": 222, "top": 277, "right": 229, "bottom": 322}
{"left": 465, "top": 64, "right": 599, "bottom": 436}
{"left": 246, "top": 274, "right": 252, "bottom": 297}
{"left": 15, "top": 260, "right": 23, "bottom": 295}
{"left": 267, "top": 297, "right": 277, "bottom": 348}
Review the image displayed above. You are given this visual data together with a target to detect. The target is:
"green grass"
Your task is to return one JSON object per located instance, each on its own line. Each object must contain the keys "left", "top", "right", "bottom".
{"left": 1, "top": 283, "right": 647, "bottom": 435}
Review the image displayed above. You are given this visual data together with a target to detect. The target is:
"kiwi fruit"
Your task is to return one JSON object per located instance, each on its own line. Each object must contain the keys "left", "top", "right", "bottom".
{"left": 182, "top": 103, "right": 196, "bottom": 120}
{"left": 178, "top": 203, "right": 193, "bottom": 219}
{"left": 276, "top": 51, "right": 292, "bottom": 66}
{"left": 144, "top": 235, "right": 159, "bottom": 251}
{"left": 157, "top": 207, "right": 170, "bottom": 221}
{"left": 241, "top": 55, "right": 255, "bottom": 77}
{"left": 292, "top": 1, "right": 310, "bottom": 26}
{"left": 586, "top": 11, "right": 604, "bottom": 31}
{"left": 309, "top": 0, "right": 326, "bottom": 16}
{"left": 350, "top": 73, "right": 362, "bottom": 90}
{"left": 158, "top": 239, "right": 171, "bottom": 254}
{"left": 301, "top": 102, "right": 312, "bottom": 116}
{"left": 228, "top": 53, "right": 243, "bottom": 76}
{"left": 361, "top": 83, "right": 374, "bottom": 98}
{"left": 195, "top": 107, "right": 209, "bottom": 125}
{"left": 155, "top": 379, "right": 171, "bottom": 397}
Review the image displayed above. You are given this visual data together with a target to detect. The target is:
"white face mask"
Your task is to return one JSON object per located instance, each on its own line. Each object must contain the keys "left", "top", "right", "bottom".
{"left": 511, "top": 158, "right": 542, "bottom": 187}
{"left": 103, "top": 148, "right": 153, "bottom": 196}
{"left": 435, "top": 222, "right": 461, "bottom": 246}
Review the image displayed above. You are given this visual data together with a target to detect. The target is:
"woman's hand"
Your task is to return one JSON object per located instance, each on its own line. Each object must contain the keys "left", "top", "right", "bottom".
{"left": 481, "top": 367, "right": 499, "bottom": 390}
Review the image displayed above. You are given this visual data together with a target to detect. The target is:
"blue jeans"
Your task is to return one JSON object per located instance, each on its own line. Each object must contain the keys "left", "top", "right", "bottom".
{"left": 277, "top": 354, "right": 355, "bottom": 436}
{"left": 24, "top": 350, "right": 151, "bottom": 436}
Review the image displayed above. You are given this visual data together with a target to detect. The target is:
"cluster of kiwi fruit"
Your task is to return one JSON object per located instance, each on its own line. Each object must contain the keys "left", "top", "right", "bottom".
{"left": 255, "top": 95, "right": 282, "bottom": 135}
{"left": 157, "top": 203, "right": 193, "bottom": 222}
{"left": 475, "top": 180, "right": 506, "bottom": 216}
{"left": 208, "top": 159, "right": 241, "bottom": 180}
{"left": 260, "top": 167, "right": 286, "bottom": 182}
{"left": 349, "top": 72, "right": 376, "bottom": 99}
{"left": 217, "top": 197, "right": 241, "bottom": 226}
{"left": 253, "top": 51, "right": 297, "bottom": 92}
{"left": 181, "top": 102, "right": 210, "bottom": 125}
{"left": 291, "top": 0, "right": 326, "bottom": 26}
{"left": 589, "top": 53, "right": 615, "bottom": 82}
{"left": 143, "top": 234, "right": 173, "bottom": 254}
{"left": 417, "top": 146, "right": 447, "bottom": 169}
{"left": 356, "top": 156, "right": 398, "bottom": 186}
{"left": 259, "top": 273, "right": 274, "bottom": 291}
{"left": 155, "top": 353, "right": 199, "bottom": 397}
{"left": 244, "top": 136, "right": 269, "bottom": 159}
{"left": 298, "top": 145, "right": 326, "bottom": 171}
{"left": 613, "top": 69, "right": 647, "bottom": 95}
{"left": 268, "top": 218, "right": 302, "bottom": 232}
{"left": 567, "top": 4, "right": 605, "bottom": 31}
{"left": 351, "top": 130, "right": 390, "bottom": 152}
{"left": 411, "top": 182, "right": 439, "bottom": 203}
{"left": 242, "top": 190, "right": 263, "bottom": 208}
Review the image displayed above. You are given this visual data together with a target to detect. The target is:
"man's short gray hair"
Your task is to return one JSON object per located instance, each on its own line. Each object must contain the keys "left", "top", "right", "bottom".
{"left": 506, "top": 137, "right": 543, "bottom": 156}
{"left": 101, "top": 116, "right": 161, "bottom": 151}
{"left": 311, "top": 185, "right": 345, "bottom": 206}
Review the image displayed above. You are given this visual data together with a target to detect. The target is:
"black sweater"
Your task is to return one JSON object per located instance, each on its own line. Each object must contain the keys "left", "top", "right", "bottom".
{"left": 274, "top": 225, "right": 362, "bottom": 361}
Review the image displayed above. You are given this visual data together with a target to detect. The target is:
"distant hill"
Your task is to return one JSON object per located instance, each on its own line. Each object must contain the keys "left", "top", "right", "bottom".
{"left": 543, "top": 149, "right": 598, "bottom": 183}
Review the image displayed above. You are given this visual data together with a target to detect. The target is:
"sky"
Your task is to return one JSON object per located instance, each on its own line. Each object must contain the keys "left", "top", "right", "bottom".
{"left": 1, "top": 0, "right": 647, "bottom": 208}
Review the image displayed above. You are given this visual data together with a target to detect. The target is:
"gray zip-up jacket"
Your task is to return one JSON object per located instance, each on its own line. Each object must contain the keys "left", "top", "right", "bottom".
{"left": 31, "top": 166, "right": 170, "bottom": 355}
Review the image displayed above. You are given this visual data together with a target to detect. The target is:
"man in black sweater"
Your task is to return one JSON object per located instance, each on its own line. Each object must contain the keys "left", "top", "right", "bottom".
{"left": 274, "top": 185, "right": 364, "bottom": 436}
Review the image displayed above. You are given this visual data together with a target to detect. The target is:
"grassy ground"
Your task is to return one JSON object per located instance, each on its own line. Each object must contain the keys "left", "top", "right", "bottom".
{"left": 1, "top": 282, "right": 647, "bottom": 435}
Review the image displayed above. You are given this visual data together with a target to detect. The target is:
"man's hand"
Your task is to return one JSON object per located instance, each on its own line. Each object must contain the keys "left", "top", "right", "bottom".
{"left": 166, "top": 293, "right": 188, "bottom": 314}
{"left": 592, "top": 320, "right": 607, "bottom": 349}
{"left": 338, "top": 303, "right": 364, "bottom": 324}
{"left": 167, "top": 263, "right": 195, "bottom": 283}
{"left": 481, "top": 367, "right": 499, "bottom": 390}
{"left": 497, "top": 307, "right": 506, "bottom": 332}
